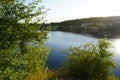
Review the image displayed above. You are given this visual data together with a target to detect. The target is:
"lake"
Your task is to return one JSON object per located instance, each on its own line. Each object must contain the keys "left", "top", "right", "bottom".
{"left": 45, "top": 31, "right": 120, "bottom": 77}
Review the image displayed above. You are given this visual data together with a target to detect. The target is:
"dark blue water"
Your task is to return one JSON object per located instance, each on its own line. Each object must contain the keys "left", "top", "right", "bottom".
{"left": 45, "top": 31, "right": 120, "bottom": 77}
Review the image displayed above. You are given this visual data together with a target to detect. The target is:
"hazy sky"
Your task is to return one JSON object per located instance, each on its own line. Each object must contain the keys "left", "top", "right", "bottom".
{"left": 41, "top": 0, "right": 120, "bottom": 23}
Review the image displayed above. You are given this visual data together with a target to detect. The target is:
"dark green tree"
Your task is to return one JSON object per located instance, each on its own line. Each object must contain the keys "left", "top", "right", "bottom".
{"left": 0, "top": 0, "right": 49, "bottom": 80}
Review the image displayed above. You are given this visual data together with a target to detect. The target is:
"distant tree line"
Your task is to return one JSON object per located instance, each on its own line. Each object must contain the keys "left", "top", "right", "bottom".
{"left": 45, "top": 16, "right": 120, "bottom": 38}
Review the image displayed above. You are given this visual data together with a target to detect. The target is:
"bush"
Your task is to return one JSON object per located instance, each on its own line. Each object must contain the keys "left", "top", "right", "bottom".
{"left": 62, "top": 39, "right": 118, "bottom": 80}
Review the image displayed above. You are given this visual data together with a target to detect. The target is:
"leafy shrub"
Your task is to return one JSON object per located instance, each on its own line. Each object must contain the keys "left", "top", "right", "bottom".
{"left": 62, "top": 39, "right": 118, "bottom": 80}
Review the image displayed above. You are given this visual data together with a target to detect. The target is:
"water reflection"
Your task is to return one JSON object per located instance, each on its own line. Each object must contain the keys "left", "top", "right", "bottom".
{"left": 46, "top": 31, "right": 120, "bottom": 77}
{"left": 112, "top": 39, "right": 120, "bottom": 54}
{"left": 110, "top": 39, "right": 120, "bottom": 76}
{"left": 47, "top": 31, "right": 98, "bottom": 46}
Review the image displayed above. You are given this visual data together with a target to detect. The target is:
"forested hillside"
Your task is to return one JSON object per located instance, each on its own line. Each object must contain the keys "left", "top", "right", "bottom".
{"left": 47, "top": 16, "right": 120, "bottom": 38}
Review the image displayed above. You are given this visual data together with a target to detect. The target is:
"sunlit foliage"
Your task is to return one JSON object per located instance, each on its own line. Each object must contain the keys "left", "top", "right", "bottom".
{"left": 62, "top": 39, "right": 118, "bottom": 80}
{"left": 0, "top": 0, "right": 49, "bottom": 80}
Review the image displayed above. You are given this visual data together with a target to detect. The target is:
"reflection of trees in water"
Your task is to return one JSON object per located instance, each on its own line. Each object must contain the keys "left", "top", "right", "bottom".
{"left": 48, "top": 16, "right": 120, "bottom": 38}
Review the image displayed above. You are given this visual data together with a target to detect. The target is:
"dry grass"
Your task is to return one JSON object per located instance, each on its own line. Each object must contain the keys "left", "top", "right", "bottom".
{"left": 25, "top": 70, "right": 60, "bottom": 80}
{"left": 26, "top": 71, "right": 47, "bottom": 80}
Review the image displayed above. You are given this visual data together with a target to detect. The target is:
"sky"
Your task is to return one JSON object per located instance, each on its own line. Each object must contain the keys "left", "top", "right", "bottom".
{"left": 37, "top": 0, "right": 120, "bottom": 23}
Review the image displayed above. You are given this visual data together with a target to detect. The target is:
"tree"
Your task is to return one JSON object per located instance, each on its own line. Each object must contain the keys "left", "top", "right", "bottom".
{"left": 62, "top": 39, "right": 118, "bottom": 80}
{"left": 0, "top": 0, "right": 49, "bottom": 80}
